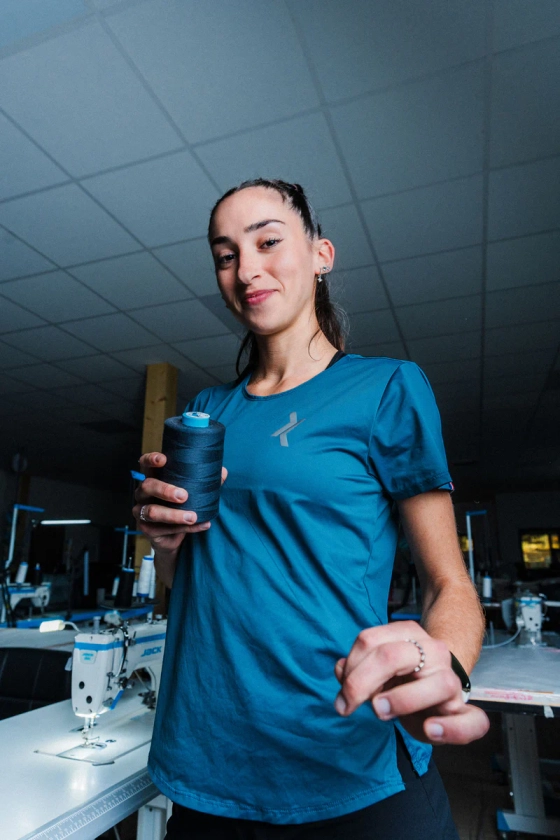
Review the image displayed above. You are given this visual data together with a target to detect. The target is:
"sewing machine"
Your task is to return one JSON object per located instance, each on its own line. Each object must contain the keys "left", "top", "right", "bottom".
{"left": 71, "top": 618, "right": 166, "bottom": 746}
{"left": 0, "top": 581, "right": 51, "bottom": 624}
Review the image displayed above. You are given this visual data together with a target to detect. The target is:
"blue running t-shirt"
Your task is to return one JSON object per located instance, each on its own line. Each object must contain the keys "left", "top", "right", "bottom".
{"left": 148, "top": 355, "right": 453, "bottom": 824}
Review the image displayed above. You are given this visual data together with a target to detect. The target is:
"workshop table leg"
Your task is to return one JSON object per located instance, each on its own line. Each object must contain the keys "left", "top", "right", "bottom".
{"left": 497, "top": 712, "right": 560, "bottom": 837}
{"left": 136, "top": 794, "right": 171, "bottom": 840}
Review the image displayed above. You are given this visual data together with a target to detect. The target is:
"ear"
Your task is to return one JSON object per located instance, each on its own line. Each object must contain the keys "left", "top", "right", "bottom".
{"left": 314, "top": 238, "right": 335, "bottom": 276}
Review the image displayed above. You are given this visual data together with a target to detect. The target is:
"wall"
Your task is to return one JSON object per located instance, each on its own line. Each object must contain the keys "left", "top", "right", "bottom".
{"left": 495, "top": 492, "right": 560, "bottom": 576}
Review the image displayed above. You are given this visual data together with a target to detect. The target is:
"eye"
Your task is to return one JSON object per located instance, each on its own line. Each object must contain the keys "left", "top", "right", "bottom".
{"left": 261, "top": 238, "right": 281, "bottom": 249}
{"left": 216, "top": 252, "right": 236, "bottom": 267}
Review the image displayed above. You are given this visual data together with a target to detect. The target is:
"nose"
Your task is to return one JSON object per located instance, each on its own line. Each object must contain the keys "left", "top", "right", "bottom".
{"left": 236, "top": 247, "right": 260, "bottom": 286}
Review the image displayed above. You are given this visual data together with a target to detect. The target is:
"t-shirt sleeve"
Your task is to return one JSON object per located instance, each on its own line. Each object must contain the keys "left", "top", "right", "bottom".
{"left": 367, "top": 362, "right": 453, "bottom": 500}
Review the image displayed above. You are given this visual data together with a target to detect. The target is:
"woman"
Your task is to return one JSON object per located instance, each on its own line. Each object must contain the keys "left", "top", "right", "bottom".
{"left": 134, "top": 179, "right": 489, "bottom": 839}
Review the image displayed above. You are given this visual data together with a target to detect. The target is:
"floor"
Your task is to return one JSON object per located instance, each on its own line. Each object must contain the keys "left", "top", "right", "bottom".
{"left": 100, "top": 711, "right": 560, "bottom": 840}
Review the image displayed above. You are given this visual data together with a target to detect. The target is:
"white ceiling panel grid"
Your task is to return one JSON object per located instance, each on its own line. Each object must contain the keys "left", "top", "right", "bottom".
{"left": 486, "top": 231, "right": 560, "bottom": 290}
{"left": 106, "top": 0, "right": 320, "bottom": 143}
{"left": 83, "top": 152, "right": 220, "bottom": 247}
{"left": 69, "top": 252, "right": 194, "bottom": 309}
{"left": 0, "top": 112, "right": 68, "bottom": 200}
{"left": 382, "top": 247, "right": 482, "bottom": 306}
{"left": 0, "top": 227, "right": 55, "bottom": 281}
{"left": 331, "top": 63, "right": 484, "bottom": 199}
{"left": 195, "top": 112, "right": 352, "bottom": 210}
{"left": 0, "top": 270, "right": 116, "bottom": 321}
{"left": 0, "top": 20, "right": 183, "bottom": 176}
{"left": 0, "top": 0, "right": 557, "bottom": 492}
{"left": 0, "top": 184, "right": 138, "bottom": 265}
{"left": 361, "top": 175, "right": 484, "bottom": 262}
{"left": 288, "top": 0, "right": 486, "bottom": 101}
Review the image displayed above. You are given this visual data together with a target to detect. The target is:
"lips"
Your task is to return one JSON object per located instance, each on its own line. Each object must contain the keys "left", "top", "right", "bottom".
{"left": 242, "top": 290, "right": 275, "bottom": 306}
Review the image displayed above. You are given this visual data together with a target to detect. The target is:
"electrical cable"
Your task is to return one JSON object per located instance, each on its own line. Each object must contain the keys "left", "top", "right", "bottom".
{"left": 482, "top": 626, "right": 521, "bottom": 649}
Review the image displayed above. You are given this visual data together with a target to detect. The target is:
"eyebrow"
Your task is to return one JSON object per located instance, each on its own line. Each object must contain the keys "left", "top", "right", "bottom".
{"left": 210, "top": 219, "right": 285, "bottom": 248}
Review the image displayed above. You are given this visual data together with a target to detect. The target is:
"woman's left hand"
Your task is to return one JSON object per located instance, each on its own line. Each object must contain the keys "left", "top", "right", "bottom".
{"left": 334, "top": 620, "right": 489, "bottom": 745}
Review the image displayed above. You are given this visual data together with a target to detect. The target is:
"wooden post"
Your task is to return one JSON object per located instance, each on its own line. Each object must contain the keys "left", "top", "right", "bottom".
{"left": 135, "top": 363, "right": 178, "bottom": 614}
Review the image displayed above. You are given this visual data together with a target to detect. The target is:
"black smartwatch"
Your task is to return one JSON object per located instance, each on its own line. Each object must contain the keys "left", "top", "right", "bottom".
{"left": 450, "top": 652, "right": 471, "bottom": 701}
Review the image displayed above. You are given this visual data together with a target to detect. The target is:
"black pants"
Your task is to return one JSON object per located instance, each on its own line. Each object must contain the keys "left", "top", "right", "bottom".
{"left": 164, "top": 733, "right": 459, "bottom": 840}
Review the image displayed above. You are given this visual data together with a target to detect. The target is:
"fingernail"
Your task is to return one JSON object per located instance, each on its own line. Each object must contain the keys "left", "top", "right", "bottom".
{"left": 374, "top": 697, "right": 392, "bottom": 718}
{"left": 183, "top": 513, "right": 196, "bottom": 524}
{"left": 202, "top": 522, "right": 211, "bottom": 529}
{"left": 334, "top": 694, "right": 347, "bottom": 715}
{"left": 426, "top": 723, "right": 444, "bottom": 739}
{"left": 175, "top": 489, "right": 187, "bottom": 501}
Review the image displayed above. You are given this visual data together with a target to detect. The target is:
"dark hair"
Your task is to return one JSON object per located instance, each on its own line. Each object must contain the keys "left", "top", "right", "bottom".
{"left": 208, "top": 178, "right": 347, "bottom": 378}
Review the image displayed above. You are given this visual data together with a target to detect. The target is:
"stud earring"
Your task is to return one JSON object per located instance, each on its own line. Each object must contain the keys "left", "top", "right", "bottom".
{"left": 318, "top": 265, "right": 330, "bottom": 283}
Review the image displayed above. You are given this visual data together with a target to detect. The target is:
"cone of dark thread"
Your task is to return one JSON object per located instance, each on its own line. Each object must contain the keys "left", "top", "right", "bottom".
{"left": 115, "top": 567, "right": 135, "bottom": 608}
{"left": 160, "top": 416, "right": 225, "bottom": 521}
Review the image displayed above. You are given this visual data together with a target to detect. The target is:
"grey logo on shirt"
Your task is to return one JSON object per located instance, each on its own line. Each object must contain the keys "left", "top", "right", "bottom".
{"left": 272, "top": 412, "right": 305, "bottom": 447}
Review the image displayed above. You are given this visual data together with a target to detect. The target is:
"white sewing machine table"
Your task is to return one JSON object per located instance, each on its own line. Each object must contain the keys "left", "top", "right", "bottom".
{"left": 470, "top": 637, "right": 560, "bottom": 837}
{"left": 0, "top": 693, "right": 167, "bottom": 840}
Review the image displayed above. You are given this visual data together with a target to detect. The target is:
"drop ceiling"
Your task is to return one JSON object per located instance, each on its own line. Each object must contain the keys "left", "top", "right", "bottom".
{"left": 0, "top": 0, "right": 559, "bottom": 495}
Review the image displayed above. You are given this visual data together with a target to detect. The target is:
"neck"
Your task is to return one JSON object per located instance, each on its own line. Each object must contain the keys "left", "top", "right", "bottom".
{"left": 247, "top": 316, "right": 338, "bottom": 395}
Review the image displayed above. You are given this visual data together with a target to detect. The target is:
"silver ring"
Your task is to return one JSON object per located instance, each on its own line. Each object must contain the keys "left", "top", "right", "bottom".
{"left": 139, "top": 505, "right": 148, "bottom": 522}
{"left": 406, "top": 639, "right": 426, "bottom": 672}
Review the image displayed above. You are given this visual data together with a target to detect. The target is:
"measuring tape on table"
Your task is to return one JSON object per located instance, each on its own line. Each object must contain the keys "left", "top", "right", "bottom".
{"left": 20, "top": 769, "right": 158, "bottom": 840}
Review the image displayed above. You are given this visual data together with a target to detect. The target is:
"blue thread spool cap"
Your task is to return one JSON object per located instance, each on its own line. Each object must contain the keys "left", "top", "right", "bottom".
{"left": 182, "top": 411, "right": 210, "bottom": 428}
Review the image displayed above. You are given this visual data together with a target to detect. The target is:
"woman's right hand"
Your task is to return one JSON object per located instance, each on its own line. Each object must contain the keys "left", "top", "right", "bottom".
{"left": 133, "top": 452, "right": 227, "bottom": 558}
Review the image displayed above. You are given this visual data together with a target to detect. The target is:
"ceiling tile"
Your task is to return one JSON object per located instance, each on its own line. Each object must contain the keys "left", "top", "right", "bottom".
{"left": 347, "top": 309, "right": 400, "bottom": 347}
{"left": 130, "top": 299, "right": 229, "bottom": 343}
{"left": 84, "top": 152, "right": 219, "bottom": 246}
{"left": 52, "top": 382, "right": 120, "bottom": 408}
{"left": 486, "top": 282, "right": 560, "bottom": 328}
{"left": 484, "top": 373, "right": 547, "bottom": 397}
{"left": 492, "top": 1, "right": 560, "bottom": 51}
{"left": 319, "top": 204, "right": 373, "bottom": 270}
{"left": 196, "top": 113, "right": 352, "bottom": 209}
{"left": 107, "top": 0, "right": 319, "bottom": 143}
{"left": 1, "top": 325, "right": 98, "bottom": 360}
{"left": 349, "top": 341, "right": 407, "bottom": 360}
{"left": 100, "top": 375, "right": 145, "bottom": 402}
{"left": 485, "top": 320, "right": 559, "bottom": 356}
{"left": 408, "top": 331, "right": 481, "bottom": 364}
{"left": 195, "top": 295, "right": 242, "bottom": 340}
{"left": 483, "top": 394, "right": 540, "bottom": 419}
{"left": 0, "top": 20, "right": 182, "bottom": 176}
{"left": 421, "top": 358, "right": 481, "bottom": 385}
{"left": 110, "top": 345, "right": 198, "bottom": 374}
{"left": 0, "top": 340, "right": 40, "bottom": 368}
{"left": 55, "top": 354, "right": 135, "bottom": 382}
{"left": 0, "top": 372, "right": 35, "bottom": 395}
{"left": 330, "top": 266, "right": 388, "bottom": 314}
{"left": 382, "top": 246, "right": 482, "bottom": 306}
{"left": 153, "top": 238, "right": 216, "bottom": 297}
{"left": 288, "top": 0, "right": 486, "bottom": 101}
{"left": 0, "top": 184, "right": 137, "bottom": 265}
{"left": 0, "top": 0, "right": 87, "bottom": 50}
{"left": 396, "top": 295, "right": 481, "bottom": 339}
{"left": 173, "top": 334, "right": 240, "bottom": 368}
{"left": 206, "top": 364, "right": 237, "bottom": 384}
{"left": 0, "top": 113, "right": 68, "bottom": 200}
{"left": 331, "top": 63, "right": 484, "bottom": 199}
{"left": 0, "top": 227, "right": 55, "bottom": 281}
{"left": 70, "top": 252, "right": 193, "bottom": 309}
{"left": 0, "top": 295, "right": 45, "bottom": 333}
{"left": 7, "top": 363, "right": 84, "bottom": 389}
{"left": 62, "top": 313, "right": 158, "bottom": 352}
{"left": 361, "top": 176, "right": 483, "bottom": 262}
{"left": 491, "top": 39, "right": 560, "bottom": 167}
{"left": 0, "top": 270, "right": 115, "bottom": 321}
{"left": 177, "top": 369, "right": 220, "bottom": 401}
{"left": 484, "top": 349, "right": 554, "bottom": 378}
{"left": 486, "top": 231, "right": 560, "bottom": 290}
{"left": 432, "top": 380, "right": 480, "bottom": 414}
{"left": 488, "top": 157, "right": 560, "bottom": 241}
